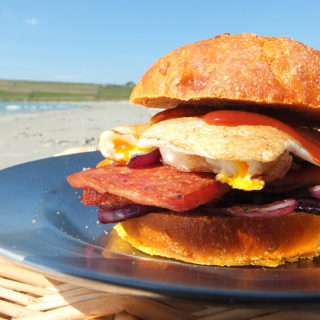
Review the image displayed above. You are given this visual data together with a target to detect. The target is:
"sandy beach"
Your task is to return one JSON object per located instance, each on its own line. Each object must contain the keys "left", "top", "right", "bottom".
{"left": 0, "top": 101, "right": 158, "bottom": 170}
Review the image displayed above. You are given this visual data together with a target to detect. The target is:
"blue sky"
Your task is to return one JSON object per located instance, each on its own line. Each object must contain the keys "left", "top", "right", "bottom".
{"left": 0, "top": 0, "right": 319, "bottom": 84}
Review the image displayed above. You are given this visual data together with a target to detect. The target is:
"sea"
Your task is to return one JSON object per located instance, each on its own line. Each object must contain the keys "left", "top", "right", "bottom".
{"left": 0, "top": 101, "right": 83, "bottom": 115}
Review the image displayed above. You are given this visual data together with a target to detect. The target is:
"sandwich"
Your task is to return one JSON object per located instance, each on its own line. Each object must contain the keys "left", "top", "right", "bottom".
{"left": 67, "top": 33, "right": 320, "bottom": 267}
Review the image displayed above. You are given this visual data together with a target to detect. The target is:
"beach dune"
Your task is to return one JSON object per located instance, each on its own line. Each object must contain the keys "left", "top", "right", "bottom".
{"left": 0, "top": 101, "right": 158, "bottom": 169}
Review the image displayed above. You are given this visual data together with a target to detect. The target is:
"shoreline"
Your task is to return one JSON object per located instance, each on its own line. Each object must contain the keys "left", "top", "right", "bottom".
{"left": 0, "top": 101, "right": 158, "bottom": 170}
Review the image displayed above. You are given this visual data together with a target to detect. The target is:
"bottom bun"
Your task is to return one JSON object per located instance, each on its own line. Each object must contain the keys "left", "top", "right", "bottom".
{"left": 114, "top": 211, "right": 320, "bottom": 267}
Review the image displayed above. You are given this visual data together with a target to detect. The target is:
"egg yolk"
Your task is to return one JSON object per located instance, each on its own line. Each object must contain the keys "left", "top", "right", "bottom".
{"left": 97, "top": 137, "right": 152, "bottom": 167}
{"left": 96, "top": 158, "right": 115, "bottom": 167}
{"left": 216, "top": 161, "right": 264, "bottom": 191}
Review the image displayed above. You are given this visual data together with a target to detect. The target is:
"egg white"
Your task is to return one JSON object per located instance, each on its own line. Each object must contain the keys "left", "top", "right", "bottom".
{"left": 98, "top": 125, "right": 314, "bottom": 191}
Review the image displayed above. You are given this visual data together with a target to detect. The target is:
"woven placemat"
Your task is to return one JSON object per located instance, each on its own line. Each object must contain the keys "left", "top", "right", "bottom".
{"left": 1, "top": 257, "right": 320, "bottom": 320}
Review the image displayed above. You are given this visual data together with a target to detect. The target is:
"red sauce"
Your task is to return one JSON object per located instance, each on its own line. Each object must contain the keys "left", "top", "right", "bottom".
{"left": 202, "top": 110, "right": 320, "bottom": 165}
{"left": 150, "top": 105, "right": 213, "bottom": 124}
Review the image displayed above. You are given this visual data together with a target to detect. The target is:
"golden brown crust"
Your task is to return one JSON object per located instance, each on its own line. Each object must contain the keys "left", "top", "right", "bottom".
{"left": 116, "top": 211, "right": 320, "bottom": 266}
{"left": 130, "top": 33, "right": 320, "bottom": 122}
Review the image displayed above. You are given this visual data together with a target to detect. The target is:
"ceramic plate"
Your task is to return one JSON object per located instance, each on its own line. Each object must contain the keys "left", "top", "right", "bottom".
{"left": 1, "top": 152, "right": 320, "bottom": 301}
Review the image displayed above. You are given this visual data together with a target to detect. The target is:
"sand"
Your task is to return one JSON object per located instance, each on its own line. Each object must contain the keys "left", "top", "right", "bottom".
{"left": 0, "top": 101, "right": 159, "bottom": 170}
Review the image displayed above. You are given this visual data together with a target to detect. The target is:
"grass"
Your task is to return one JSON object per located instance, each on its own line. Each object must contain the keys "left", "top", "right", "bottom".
{"left": 0, "top": 79, "right": 134, "bottom": 102}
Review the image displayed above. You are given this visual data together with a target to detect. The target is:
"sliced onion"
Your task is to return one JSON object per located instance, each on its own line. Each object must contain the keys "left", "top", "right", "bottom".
{"left": 297, "top": 198, "right": 320, "bottom": 214}
{"left": 218, "top": 199, "right": 298, "bottom": 218}
{"left": 309, "top": 185, "right": 320, "bottom": 199}
{"left": 126, "top": 149, "right": 160, "bottom": 168}
{"left": 97, "top": 204, "right": 159, "bottom": 223}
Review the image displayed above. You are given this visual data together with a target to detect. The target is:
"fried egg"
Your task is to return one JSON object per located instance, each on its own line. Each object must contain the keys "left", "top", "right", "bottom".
{"left": 98, "top": 124, "right": 154, "bottom": 165}
{"left": 98, "top": 117, "right": 316, "bottom": 191}
{"left": 149, "top": 144, "right": 292, "bottom": 191}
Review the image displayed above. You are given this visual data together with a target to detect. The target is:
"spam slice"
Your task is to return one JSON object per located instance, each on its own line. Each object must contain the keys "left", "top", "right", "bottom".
{"left": 67, "top": 164, "right": 229, "bottom": 212}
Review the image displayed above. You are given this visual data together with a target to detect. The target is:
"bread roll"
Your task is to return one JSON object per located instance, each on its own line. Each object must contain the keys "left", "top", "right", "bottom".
{"left": 130, "top": 33, "right": 320, "bottom": 123}
{"left": 115, "top": 211, "right": 320, "bottom": 267}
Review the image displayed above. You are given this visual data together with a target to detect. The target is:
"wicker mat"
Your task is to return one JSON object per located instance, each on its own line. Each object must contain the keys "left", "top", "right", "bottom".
{"left": 1, "top": 258, "right": 320, "bottom": 320}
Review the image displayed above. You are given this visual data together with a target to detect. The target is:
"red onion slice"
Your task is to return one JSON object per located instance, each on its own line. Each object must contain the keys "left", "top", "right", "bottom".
{"left": 297, "top": 198, "right": 320, "bottom": 214}
{"left": 309, "top": 185, "right": 320, "bottom": 199}
{"left": 219, "top": 199, "right": 298, "bottom": 218}
{"left": 97, "top": 197, "right": 299, "bottom": 223}
{"left": 98, "top": 204, "right": 160, "bottom": 223}
{"left": 126, "top": 149, "right": 160, "bottom": 168}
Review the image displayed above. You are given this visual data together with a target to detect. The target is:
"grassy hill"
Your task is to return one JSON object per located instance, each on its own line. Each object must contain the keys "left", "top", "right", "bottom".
{"left": 0, "top": 79, "right": 134, "bottom": 101}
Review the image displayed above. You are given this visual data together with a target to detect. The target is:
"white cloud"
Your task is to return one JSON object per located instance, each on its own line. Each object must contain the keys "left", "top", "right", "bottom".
{"left": 24, "top": 18, "right": 38, "bottom": 25}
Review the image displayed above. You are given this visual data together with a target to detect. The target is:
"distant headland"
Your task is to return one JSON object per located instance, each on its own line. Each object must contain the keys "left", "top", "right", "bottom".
{"left": 0, "top": 79, "right": 135, "bottom": 102}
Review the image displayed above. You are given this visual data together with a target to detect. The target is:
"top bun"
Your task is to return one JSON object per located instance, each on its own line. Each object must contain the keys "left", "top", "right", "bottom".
{"left": 130, "top": 33, "right": 320, "bottom": 122}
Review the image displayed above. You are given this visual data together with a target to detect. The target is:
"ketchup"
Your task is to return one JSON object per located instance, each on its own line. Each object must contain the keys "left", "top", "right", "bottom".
{"left": 202, "top": 110, "right": 320, "bottom": 165}
{"left": 150, "top": 105, "right": 213, "bottom": 124}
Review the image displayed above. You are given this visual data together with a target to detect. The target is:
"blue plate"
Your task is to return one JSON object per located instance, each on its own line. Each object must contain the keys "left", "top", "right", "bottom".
{"left": 1, "top": 151, "right": 320, "bottom": 302}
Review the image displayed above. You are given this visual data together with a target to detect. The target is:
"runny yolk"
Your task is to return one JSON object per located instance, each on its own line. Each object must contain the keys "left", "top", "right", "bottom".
{"left": 96, "top": 158, "right": 115, "bottom": 167}
{"left": 114, "top": 138, "right": 138, "bottom": 161}
{"left": 97, "top": 137, "right": 151, "bottom": 167}
{"left": 216, "top": 160, "right": 264, "bottom": 191}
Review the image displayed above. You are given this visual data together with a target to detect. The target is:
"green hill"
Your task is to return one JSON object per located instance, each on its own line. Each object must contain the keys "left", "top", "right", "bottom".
{"left": 0, "top": 80, "right": 134, "bottom": 102}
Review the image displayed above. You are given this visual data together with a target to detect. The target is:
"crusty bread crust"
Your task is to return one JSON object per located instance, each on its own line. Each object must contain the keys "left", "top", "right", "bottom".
{"left": 130, "top": 33, "right": 320, "bottom": 122}
{"left": 115, "top": 211, "right": 320, "bottom": 267}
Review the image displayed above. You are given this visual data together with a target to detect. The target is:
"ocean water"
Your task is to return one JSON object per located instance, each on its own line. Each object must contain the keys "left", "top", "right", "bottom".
{"left": 0, "top": 101, "right": 83, "bottom": 114}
